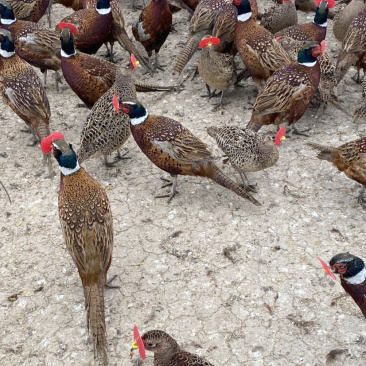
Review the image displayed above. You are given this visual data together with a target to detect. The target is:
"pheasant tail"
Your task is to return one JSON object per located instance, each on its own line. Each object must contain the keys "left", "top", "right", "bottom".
{"left": 135, "top": 82, "right": 178, "bottom": 92}
{"left": 84, "top": 277, "right": 108, "bottom": 365}
{"left": 195, "top": 161, "right": 261, "bottom": 205}
{"left": 307, "top": 142, "right": 336, "bottom": 162}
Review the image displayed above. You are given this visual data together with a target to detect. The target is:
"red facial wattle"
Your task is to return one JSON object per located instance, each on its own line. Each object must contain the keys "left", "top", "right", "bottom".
{"left": 317, "top": 257, "right": 337, "bottom": 280}
{"left": 58, "top": 22, "right": 78, "bottom": 35}
{"left": 133, "top": 326, "right": 146, "bottom": 360}
{"left": 332, "top": 263, "right": 347, "bottom": 275}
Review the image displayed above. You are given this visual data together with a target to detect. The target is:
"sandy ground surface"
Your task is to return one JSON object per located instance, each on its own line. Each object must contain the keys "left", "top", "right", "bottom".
{"left": 1, "top": 0, "right": 366, "bottom": 365}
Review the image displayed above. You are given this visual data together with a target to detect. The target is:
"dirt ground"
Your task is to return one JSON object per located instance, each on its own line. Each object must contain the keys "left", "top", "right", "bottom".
{"left": 1, "top": 0, "right": 366, "bottom": 365}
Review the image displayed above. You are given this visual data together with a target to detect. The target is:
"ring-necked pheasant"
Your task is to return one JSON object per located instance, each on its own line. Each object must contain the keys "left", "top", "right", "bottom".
{"left": 56, "top": 0, "right": 112, "bottom": 54}
{"left": 77, "top": 56, "right": 138, "bottom": 165}
{"left": 130, "top": 329, "right": 215, "bottom": 366}
{"left": 41, "top": 132, "right": 114, "bottom": 365}
{"left": 132, "top": 0, "right": 172, "bottom": 72}
{"left": 207, "top": 126, "right": 286, "bottom": 191}
{"left": 0, "top": 0, "right": 61, "bottom": 89}
{"left": 59, "top": 25, "right": 179, "bottom": 108}
{"left": 115, "top": 98, "right": 260, "bottom": 205}
{"left": 246, "top": 41, "right": 323, "bottom": 135}
{"left": 307, "top": 137, "right": 366, "bottom": 207}
{"left": 233, "top": 0, "right": 290, "bottom": 89}
{"left": 329, "top": 253, "right": 366, "bottom": 318}
{"left": 260, "top": 0, "right": 298, "bottom": 34}
{"left": 198, "top": 36, "right": 237, "bottom": 109}
{"left": 0, "top": 29, "right": 52, "bottom": 173}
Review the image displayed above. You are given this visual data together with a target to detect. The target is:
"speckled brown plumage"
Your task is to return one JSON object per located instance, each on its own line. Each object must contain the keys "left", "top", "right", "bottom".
{"left": 52, "top": 0, "right": 83, "bottom": 11}
{"left": 77, "top": 61, "right": 136, "bottom": 164}
{"left": 139, "top": 330, "right": 215, "bottom": 366}
{"left": 173, "top": 0, "right": 257, "bottom": 74}
{"left": 275, "top": 0, "right": 329, "bottom": 43}
{"left": 234, "top": 0, "right": 290, "bottom": 88}
{"left": 260, "top": 0, "right": 297, "bottom": 34}
{"left": 198, "top": 35, "right": 237, "bottom": 108}
{"left": 132, "top": 0, "right": 172, "bottom": 71}
{"left": 0, "top": 0, "right": 61, "bottom": 88}
{"left": 246, "top": 41, "right": 321, "bottom": 133}
{"left": 8, "top": 0, "right": 50, "bottom": 22}
{"left": 207, "top": 126, "right": 281, "bottom": 189}
{"left": 308, "top": 137, "right": 366, "bottom": 206}
{"left": 53, "top": 139, "right": 113, "bottom": 365}
{"left": 56, "top": 0, "right": 112, "bottom": 54}
{"left": 0, "top": 29, "right": 52, "bottom": 170}
{"left": 119, "top": 99, "right": 260, "bottom": 205}
{"left": 333, "top": 0, "right": 366, "bottom": 42}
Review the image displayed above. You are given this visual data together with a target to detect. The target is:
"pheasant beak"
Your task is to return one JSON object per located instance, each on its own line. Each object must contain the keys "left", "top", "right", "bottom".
{"left": 129, "top": 341, "right": 138, "bottom": 359}
{"left": 280, "top": 136, "right": 286, "bottom": 141}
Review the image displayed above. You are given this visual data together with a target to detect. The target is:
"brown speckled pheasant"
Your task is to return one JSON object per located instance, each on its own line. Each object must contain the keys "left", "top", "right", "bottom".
{"left": 207, "top": 126, "right": 285, "bottom": 191}
{"left": 8, "top": 0, "right": 50, "bottom": 22}
{"left": 333, "top": 0, "right": 366, "bottom": 42}
{"left": 330, "top": 253, "right": 366, "bottom": 318}
{"left": 234, "top": 0, "right": 290, "bottom": 89}
{"left": 0, "top": 29, "right": 52, "bottom": 172}
{"left": 247, "top": 41, "right": 323, "bottom": 134}
{"left": 275, "top": 0, "right": 334, "bottom": 44}
{"left": 198, "top": 36, "right": 237, "bottom": 109}
{"left": 77, "top": 58, "right": 137, "bottom": 165}
{"left": 41, "top": 133, "right": 113, "bottom": 365}
{"left": 0, "top": 0, "right": 61, "bottom": 89}
{"left": 131, "top": 329, "right": 215, "bottom": 366}
{"left": 173, "top": 0, "right": 258, "bottom": 74}
{"left": 308, "top": 137, "right": 366, "bottom": 207}
{"left": 116, "top": 98, "right": 260, "bottom": 205}
{"left": 132, "top": 0, "right": 172, "bottom": 71}
{"left": 59, "top": 26, "right": 178, "bottom": 108}
{"left": 56, "top": 0, "right": 112, "bottom": 54}
{"left": 260, "top": 0, "right": 298, "bottom": 34}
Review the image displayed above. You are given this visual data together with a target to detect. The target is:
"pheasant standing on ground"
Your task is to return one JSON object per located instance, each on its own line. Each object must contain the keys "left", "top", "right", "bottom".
{"left": 198, "top": 36, "right": 237, "bottom": 109}
{"left": 77, "top": 56, "right": 138, "bottom": 165}
{"left": 246, "top": 41, "right": 324, "bottom": 135}
{"left": 233, "top": 0, "right": 290, "bottom": 89}
{"left": 336, "top": 6, "right": 366, "bottom": 84}
{"left": 115, "top": 98, "right": 260, "bottom": 205}
{"left": 173, "top": 0, "right": 258, "bottom": 74}
{"left": 0, "top": 29, "right": 52, "bottom": 173}
{"left": 41, "top": 132, "right": 114, "bottom": 365}
{"left": 132, "top": 0, "right": 172, "bottom": 72}
{"left": 260, "top": 0, "right": 298, "bottom": 34}
{"left": 56, "top": 0, "right": 112, "bottom": 54}
{"left": 329, "top": 253, "right": 366, "bottom": 318}
{"left": 0, "top": 0, "right": 61, "bottom": 89}
{"left": 207, "top": 126, "right": 286, "bottom": 191}
{"left": 131, "top": 329, "right": 215, "bottom": 366}
{"left": 307, "top": 137, "right": 366, "bottom": 207}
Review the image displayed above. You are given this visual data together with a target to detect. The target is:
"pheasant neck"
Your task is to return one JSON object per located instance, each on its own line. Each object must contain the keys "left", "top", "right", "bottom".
{"left": 1, "top": 17, "right": 16, "bottom": 25}
{"left": 0, "top": 49, "right": 15, "bottom": 58}
{"left": 130, "top": 110, "right": 149, "bottom": 126}
{"left": 344, "top": 267, "right": 366, "bottom": 285}
{"left": 237, "top": 12, "right": 252, "bottom": 22}
{"left": 59, "top": 161, "right": 80, "bottom": 176}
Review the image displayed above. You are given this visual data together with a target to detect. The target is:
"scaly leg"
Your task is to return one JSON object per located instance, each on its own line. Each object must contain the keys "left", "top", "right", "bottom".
{"left": 239, "top": 172, "right": 258, "bottom": 193}
{"left": 358, "top": 186, "right": 366, "bottom": 209}
{"left": 156, "top": 175, "right": 179, "bottom": 203}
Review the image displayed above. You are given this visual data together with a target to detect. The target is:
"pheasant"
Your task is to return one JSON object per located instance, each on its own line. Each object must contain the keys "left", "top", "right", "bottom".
{"left": 333, "top": 0, "right": 366, "bottom": 42}
{"left": 173, "top": 0, "right": 258, "bottom": 74}
{"left": 0, "top": 29, "right": 52, "bottom": 173}
{"left": 307, "top": 137, "right": 366, "bottom": 207}
{"left": 275, "top": 0, "right": 335, "bottom": 44}
{"left": 132, "top": 0, "right": 172, "bottom": 72}
{"left": 336, "top": 6, "right": 366, "bottom": 84}
{"left": 130, "top": 328, "right": 215, "bottom": 366}
{"left": 7, "top": 0, "right": 50, "bottom": 22}
{"left": 260, "top": 0, "right": 298, "bottom": 34}
{"left": 0, "top": 0, "right": 61, "bottom": 89}
{"left": 41, "top": 132, "right": 114, "bottom": 365}
{"left": 115, "top": 98, "right": 260, "bottom": 205}
{"left": 207, "top": 126, "right": 286, "bottom": 191}
{"left": 77, "top": 56, "right": 138, "bottom": 165}
{"left": 246, "top": 41, "right": 323, "bottom": 135}
{"left": 59, "top": 25, "right": 179, "bottom": 108}
{"left": 198, "top": 36, "right": 237, "bottom": 109}
{"left": 56, "top": 0, "right": 112, "bottom": 54}
{"left": 233, "top": 0, "right": 291, "bottom": 89}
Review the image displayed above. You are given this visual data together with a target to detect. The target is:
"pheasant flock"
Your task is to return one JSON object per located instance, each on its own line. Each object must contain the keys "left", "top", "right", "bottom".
{"left": 1, "top": 0, "right": 366, "bottom": 365}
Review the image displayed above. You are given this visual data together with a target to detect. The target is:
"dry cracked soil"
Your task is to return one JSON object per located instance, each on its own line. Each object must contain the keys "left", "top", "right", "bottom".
{"left": 1, "top": 0, "right": 366, "bottom": 365}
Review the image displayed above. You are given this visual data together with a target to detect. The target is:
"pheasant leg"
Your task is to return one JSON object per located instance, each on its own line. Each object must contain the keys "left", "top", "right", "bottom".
{"left": 239, "top": 172, "right": 258, "bottom": 193}
{"left": 358, "top": 186, "right": 366, "bottom": 208}
{"left": 155, "top": 175, "right": 179, "bottom": 203}
{"left": 105, "top": 274, "right": 120, "bottom": 289}
{"left": 154, "top": 52, "right": 166, "bottom": 71}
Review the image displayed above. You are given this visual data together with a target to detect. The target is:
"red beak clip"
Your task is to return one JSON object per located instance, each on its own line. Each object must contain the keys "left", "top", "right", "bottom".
{"left": 317, "top": 257, "right": 337, "bottom": 280}
{"left": 40, "top": 132, "right": 65, "bottom": 153}
{"left": 58, "top": 22, "right": 78, "bottom": 35}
